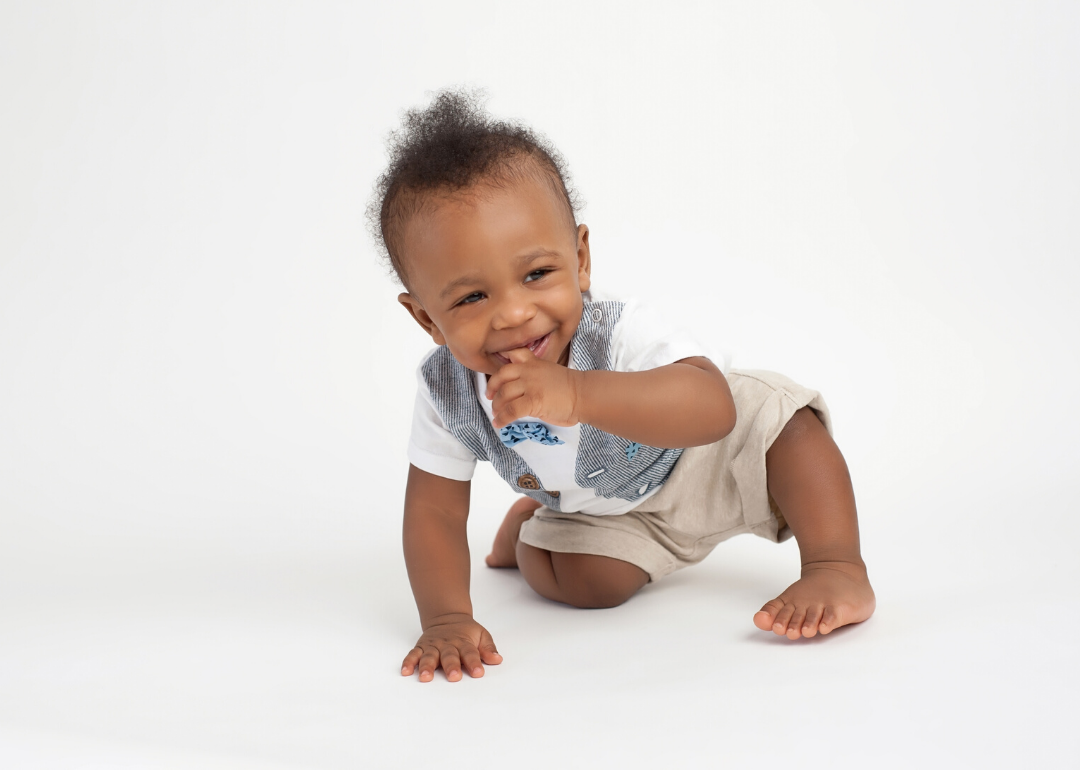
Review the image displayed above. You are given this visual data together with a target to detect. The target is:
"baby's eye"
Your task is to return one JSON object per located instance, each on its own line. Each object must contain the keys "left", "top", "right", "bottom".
{"left": 457, "top": 292, "right": 484, "bottom": 306}
{"left": 524, "top": 269, "right": 551, "bottom": 283}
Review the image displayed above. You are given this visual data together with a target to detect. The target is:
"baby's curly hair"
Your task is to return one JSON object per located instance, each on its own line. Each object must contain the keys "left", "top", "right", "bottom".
{"left": 368, "top": 88, "right": 582, "bottom": 287}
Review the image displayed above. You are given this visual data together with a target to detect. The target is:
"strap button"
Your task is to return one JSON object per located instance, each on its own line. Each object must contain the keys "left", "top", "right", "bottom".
{"left": 517, "top": 473, "right": 540, "bottom": 490}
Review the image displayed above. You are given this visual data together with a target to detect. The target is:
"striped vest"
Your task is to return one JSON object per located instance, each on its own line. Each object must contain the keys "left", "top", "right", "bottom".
{"left": 420, "top": 299, "right": 683, "bottom": 512}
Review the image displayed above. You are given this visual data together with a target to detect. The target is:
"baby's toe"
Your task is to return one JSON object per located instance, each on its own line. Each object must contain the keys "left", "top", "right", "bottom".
{"left": 772, "top": 603, "right": 796, "bottom": 636}
{"left": 819, "top": 605, "right": 842, "bottom": 634}
{"left": 754, "top": 600, "right": 784, "bottom": 631}
{"left": 786, "top": 607, "right": 808, "bottom": 640}
{"left": 801, "top": 605, "right": 825, "bottom": 638}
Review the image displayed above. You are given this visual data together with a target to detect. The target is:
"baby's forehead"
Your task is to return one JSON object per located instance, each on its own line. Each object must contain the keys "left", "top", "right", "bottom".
{"left": 399, "top": 177, "right": 577, "bottom": 296}
{"left": 404, "top": 174, "right": 574, "bottom": 251}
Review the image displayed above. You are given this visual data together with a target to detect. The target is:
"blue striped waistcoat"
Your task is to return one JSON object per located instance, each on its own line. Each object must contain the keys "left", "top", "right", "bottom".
{"left": 420, "top": 299, "right": 684, "bottom": 512}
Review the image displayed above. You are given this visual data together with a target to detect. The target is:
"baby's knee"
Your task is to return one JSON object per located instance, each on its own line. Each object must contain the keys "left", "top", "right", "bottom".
{"left": 550, "top": 552, "right": 648, "bottom": 609}
{"left": 776, "top": 406, "right": 824, "bottom": 442}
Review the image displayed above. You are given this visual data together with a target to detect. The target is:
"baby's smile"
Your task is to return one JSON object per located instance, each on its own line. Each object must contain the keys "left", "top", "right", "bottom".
{"left": 492, "top": 331, "right": 553, "bottom": 364}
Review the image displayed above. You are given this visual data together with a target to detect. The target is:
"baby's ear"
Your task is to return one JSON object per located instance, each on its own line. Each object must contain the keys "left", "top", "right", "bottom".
{"left": 576, "top": 224, "right": 592, "bottom": 292}
{"left": 398, "top": 293, "right": 446, "bottom": 346}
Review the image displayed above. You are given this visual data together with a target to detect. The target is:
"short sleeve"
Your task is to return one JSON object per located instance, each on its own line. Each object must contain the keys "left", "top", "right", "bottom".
{"left": 608, "top": 298, "right": 730, "bottom": 374}
{"left": 406, "top": 357, "right": 478, "bottom": 481}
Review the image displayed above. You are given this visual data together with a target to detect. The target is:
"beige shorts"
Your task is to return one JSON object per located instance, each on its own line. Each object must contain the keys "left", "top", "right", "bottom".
{"left": 517, "top": 369, "right": 832, "bottom": 582}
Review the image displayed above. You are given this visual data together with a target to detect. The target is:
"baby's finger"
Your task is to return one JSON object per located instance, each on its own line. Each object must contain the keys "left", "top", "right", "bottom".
{"left": 493, "top": 395, "right": 538, "bottom": 429}
{"left": 485, "top": 365, "right": 521, "bottom": 400}
{"left": 459, "top": 644, "right": 485, "bottom": 678}
{"left": 478, "top": 630, "right": 503, "bottom": 665}
{"left": 502, "top": 347, "right": 536, "bottom": 365}
{"left": 439, "top": 644, "right": 463, "bottom": 682}
{"left": 490, "top": 382, "right": 527, "bottom": 415}
{"left": 401, "top": 646, "right": 423, "bottom": 676}
{"left": 417, "top": 646, "right": 440, "bottom": 683}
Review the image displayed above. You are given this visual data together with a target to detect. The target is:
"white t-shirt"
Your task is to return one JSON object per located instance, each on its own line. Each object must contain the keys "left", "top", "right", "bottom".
{"left": 407, "top": 289, "right": 725, "bottom": 515}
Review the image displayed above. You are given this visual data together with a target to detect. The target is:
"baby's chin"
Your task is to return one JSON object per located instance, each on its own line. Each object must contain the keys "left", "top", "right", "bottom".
{"left": 443, "top": 349, "right": 503, "bottom": 376}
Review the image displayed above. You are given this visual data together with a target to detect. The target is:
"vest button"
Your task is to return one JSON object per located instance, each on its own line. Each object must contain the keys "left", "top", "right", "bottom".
{"left": 548, "top": 491, "right": 560, "bottom": 498}
{"left": 517, "top": 473, "right": 540, "bottom": 490}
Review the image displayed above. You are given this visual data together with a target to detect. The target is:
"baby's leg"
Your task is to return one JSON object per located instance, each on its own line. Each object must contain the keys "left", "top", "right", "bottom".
{"left": 486, "top": 498, "right": 648, "bottom": 609}
{"left": 516, "top": 543, "right": 648, "bottom": 609}
{"left": 753, "top": 407, "right": 876, "bottom": 639}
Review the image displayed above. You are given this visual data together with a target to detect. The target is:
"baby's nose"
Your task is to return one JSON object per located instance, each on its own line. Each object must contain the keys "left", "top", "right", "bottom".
{"left": 492, "top": 295, "right": 537, "bottom": 329}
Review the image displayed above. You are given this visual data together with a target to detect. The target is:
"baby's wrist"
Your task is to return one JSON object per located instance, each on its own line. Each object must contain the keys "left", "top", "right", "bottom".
{"left": 421, "top": 611, "right": 474, "bottom": 629}
{"left": 567, "top": 368, "right": 591, "bottom": 426}
{"left": 800, "top": 558, "right": 866, "bottom": 577}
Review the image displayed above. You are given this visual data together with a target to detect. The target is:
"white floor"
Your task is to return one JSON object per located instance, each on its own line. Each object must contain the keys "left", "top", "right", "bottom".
{"left": 2, "top": 467, "right": 1077, "bottom": 769}
{"left": 3, "top": 2, "right": 1079, "bottom": 767}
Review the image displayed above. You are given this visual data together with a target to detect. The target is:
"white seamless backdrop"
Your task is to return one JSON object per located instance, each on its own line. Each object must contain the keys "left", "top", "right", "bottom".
{"left": 1, "top": 2, "right": 1077, "bottom": 768}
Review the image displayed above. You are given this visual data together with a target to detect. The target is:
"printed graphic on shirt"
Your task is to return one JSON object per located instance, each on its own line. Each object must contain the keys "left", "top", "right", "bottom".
{"left": 499, "top": 423, "right": 565, "bottom": 448}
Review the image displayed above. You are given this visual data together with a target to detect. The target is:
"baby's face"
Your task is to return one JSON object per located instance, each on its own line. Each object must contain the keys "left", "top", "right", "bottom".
{"left": 397, "top": 174, "right": 591, "bottom": 376}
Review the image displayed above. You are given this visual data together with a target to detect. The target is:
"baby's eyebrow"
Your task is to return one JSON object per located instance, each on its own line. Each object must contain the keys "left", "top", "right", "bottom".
{"left": 516, "top": 248, "right": 562, "bottom": 263}
{"left": 440, "top": 274, "right": 483, "bottom": 300}
{"left": 438, "top": 249, "right": 563, "bottom": 300}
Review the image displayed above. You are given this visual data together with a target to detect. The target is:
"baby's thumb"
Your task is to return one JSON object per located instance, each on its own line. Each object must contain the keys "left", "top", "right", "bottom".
{"left": 478, "top": 631, "right": 503, "bottom": 664}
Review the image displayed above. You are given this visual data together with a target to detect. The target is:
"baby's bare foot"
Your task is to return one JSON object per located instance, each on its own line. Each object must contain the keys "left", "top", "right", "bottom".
{"left": 485, "top": 497, "right": 542, "bottom": 568}
{"left": 753, "top": 561, "right": 875, "bottom": 640}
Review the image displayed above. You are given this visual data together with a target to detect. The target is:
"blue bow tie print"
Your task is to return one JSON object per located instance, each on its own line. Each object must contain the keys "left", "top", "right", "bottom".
{"left": 499, "top": 422, "right": 565, "bottom": 448}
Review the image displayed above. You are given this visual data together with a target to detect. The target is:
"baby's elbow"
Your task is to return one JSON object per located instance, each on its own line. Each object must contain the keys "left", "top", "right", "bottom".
{"left": 680, "top": 364, "right": 736, "bottom": 445}
{"left": 716, "top": 409, "right": 736, "bottom": 442}
{"left": 704, "top": 367, "right": 736, "bottom": 443}
{"left": 706, "top": 387, "right": 738, "bottom": 443}
{"left": 705, "top": 409, "right": 736, "bottom": 445}
{"left": 686, "top": 409, "right": 735, "bottom": 447}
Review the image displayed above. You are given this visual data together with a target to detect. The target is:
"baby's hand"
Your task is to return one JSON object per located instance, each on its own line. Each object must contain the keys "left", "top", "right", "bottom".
{"left": 401, "top": 614, "right": 502, "bottom": 683}
{"left": 486, "top": 347, "right": 581, "bottom": 429}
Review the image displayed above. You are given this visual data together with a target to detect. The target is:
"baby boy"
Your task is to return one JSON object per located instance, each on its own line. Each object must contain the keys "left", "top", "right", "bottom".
{"left": 370, "top": 90, "right": 875, "bottom": 683}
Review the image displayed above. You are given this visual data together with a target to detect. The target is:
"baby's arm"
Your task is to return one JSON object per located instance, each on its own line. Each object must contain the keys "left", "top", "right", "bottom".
{"left": 573, "top": 355, "right": 735, "bottom": 447}
{"left": 400, "top": 464, "right": 503, "bottom": 682}
{"left": 486, "top": 350, "right": 735, "bottom": 448}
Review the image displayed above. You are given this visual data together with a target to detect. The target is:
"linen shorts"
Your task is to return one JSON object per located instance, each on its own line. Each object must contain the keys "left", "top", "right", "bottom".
{"left": 517, "top": 369, "right": 832, "bottom": 582}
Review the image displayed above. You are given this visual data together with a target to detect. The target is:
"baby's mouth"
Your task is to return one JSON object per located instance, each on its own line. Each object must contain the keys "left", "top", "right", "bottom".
{"left": 494, "top": 332, "right": 551, "bottom": 364}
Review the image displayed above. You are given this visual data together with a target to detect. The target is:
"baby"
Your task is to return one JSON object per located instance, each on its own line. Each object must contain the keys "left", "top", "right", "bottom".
{"left": 370, "top": 90, "right": 875, "bottom": 683}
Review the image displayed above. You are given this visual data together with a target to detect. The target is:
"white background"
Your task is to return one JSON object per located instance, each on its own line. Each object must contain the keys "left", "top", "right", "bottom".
{"left": 2, "top": 1, "right": 1078, "bottom": 767}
